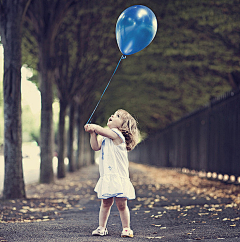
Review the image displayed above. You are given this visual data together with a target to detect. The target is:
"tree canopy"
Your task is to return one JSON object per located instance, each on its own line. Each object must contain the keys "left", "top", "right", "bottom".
{"left": 21, "top": 0, "right": 239, "bottom": 136}
{"left": 93, "top": 0, "right": 239, "bottom": 134}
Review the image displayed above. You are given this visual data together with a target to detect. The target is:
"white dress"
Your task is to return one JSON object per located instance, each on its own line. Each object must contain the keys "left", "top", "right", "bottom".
{"left": 94, "top": 128, "right": 135, "bottom": 200}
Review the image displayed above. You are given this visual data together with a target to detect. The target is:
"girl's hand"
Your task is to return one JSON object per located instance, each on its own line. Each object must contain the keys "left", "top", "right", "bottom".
{"left": 84, "top": 124, "right": 95, "bottom": 134}
{"left": 84, "top": 124, "right": 102, "bottom": 151}
{"left": 85, "top": 124, "right": 119, "bottom": 143}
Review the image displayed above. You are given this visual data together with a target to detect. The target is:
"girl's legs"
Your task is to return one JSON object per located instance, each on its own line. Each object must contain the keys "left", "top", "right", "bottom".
{"left": 99, "top": 197, "right": 114, "bottom": 228}
{"left": 115, "top": 197, "right": 130, "bottom": 228}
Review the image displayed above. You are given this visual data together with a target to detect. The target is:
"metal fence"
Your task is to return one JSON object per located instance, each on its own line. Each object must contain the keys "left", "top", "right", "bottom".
{"left": 129, "top": 90, "right": 240, "bottom": 177}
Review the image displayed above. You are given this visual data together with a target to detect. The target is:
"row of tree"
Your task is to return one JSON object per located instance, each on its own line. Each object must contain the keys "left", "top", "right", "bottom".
{"left": 0, "top": 0, "right": 239, "bottom": 199}
{"left": 0, "top": 0, "right": 131, "bottom": 199}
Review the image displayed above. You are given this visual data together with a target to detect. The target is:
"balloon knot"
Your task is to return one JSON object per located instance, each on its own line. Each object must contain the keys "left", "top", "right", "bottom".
{"left": 121, "top": 55, "right": 127, "bottom": 59}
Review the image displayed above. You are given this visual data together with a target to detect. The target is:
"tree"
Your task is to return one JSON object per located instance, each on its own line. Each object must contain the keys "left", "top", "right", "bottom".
{"left": 54, "top": 35, "right": 76, "bottom": 178}
{"left": 53, "top": 0, "right": 124, "bottom": 176}
{"left": 67, "top": 100, "right": 76, "bottom": 172}
{"left": 0, "top": 44, "right": 4, "bottom": 146}
{"left": 20, "top": 0, "right": 239, "bottom": 159}
{"left": 0, "top": 0, "right": 31, "bottom": 199}
{"left": 25, "top": 0, "right": 77, "bottom": 183}
{"left": 95, "top": 0, "right": 239, "bottom": 134}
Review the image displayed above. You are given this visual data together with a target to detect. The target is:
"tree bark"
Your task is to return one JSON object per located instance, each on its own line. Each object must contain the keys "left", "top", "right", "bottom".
{"left": 67, "top": 101, "right": 75, "bottom": 172}
{"left": 39, "top": 39, "right": 54, "bottom": 183}
{"left": 75, "top": 103, "right": 81, "bottom": 170}
{"left": 0, "top": 1, "right": 26, "bottom": 199}
{"left": 25, "top": 0, "right": 77, "bottom": 183}
{"left": 57, "top": 100, "right": 67, "bottom": 178}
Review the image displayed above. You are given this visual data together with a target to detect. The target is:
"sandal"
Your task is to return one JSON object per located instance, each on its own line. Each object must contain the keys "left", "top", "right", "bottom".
{"left": 121, "top": 228, "right": 134, "bottom": 238}
{"left": 92, "top": 226, "right": 108, "bottom": 236}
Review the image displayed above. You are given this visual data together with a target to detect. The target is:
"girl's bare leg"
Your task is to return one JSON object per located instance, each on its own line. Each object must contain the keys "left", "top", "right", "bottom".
{"left": 99, "top": 197, "right": 114, "bottom": 228}
{"left": 115, "top": 197, "right": 130, "bottom": 228}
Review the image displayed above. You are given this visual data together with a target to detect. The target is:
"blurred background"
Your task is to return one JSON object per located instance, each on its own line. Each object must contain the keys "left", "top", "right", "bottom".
{"left": 0, "top": 0, "right": 239, "bottom": 195}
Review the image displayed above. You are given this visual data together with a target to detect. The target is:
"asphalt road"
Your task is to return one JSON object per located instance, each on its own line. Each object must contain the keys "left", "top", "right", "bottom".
{"left": 1, "top": 163, "right": 240, "bottom": 242}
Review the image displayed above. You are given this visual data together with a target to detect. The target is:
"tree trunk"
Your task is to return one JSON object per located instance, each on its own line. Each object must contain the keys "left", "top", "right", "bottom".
{"left": 75, "top": 104, "right": 81, "bottom": 170}
{"left": 84, "top": 132, "right": 92, "bottom": 166}
{"left": 67, "top": 101, "right": 75, "bottom": 172}
{"left": 57, "top": 100, "right": 67, "bottom": 178}
{"left": 39, "top": 39, "right": 54, "bottom": 183}
{"left": 76, "top": 106, "right": 87, "bottom": 168}
{"left": 24, "top": 0, "right": 77, "bottom": 183}
{"left": 1, "top": 1, "right": 26, "bottom": 199}
{"left": 80, "top": 131, "right": 85, "bottom": 167}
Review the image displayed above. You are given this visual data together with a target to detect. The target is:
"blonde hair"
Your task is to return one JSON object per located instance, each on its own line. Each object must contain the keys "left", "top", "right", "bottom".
{"left": 116, "top": 109, "right": 139, "bottom": 151}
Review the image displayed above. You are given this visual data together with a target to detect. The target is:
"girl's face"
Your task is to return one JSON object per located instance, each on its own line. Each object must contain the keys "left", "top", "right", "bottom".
{"left": 107, "top": 111, "right": 123, "bottom": 129}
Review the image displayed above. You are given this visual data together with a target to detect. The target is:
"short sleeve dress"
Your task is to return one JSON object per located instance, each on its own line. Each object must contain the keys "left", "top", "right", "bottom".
{"left": 94, "top": 128, "right": 135, "bottom": 200}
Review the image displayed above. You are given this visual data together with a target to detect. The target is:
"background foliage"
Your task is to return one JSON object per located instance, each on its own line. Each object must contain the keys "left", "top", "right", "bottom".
{"left": 1, "top": 0, "right": 239, "bottom": 144}
{"left": 95, "top": 0, "right": 239, "bottom": 134}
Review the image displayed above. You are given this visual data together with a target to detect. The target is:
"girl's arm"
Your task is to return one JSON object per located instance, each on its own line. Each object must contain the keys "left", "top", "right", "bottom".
{"left": 85, "top": 124, "right": 119, "bottom": 140}
{"left": 84, "top": 124, "right": 102, "bottom": 151}
{"left": 89, "top": 132, "right": 102, "bottom": 151}
{"left": 84, "top": 124, "right": 121, "bottom": 148}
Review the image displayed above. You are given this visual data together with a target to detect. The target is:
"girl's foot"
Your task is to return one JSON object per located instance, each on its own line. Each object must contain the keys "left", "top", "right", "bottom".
{"left": 92, "top": 226, "right": 108, "bottom": 236}
{"left": 121, "top": 228, "right": 134, "bottom": 238}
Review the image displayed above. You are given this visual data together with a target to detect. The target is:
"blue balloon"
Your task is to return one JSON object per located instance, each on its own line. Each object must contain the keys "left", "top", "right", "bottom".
{"left": 116, "top": 5, "right": 157, "bottom": 56}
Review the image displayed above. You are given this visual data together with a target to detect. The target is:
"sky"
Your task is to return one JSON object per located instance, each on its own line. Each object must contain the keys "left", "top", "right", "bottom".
{"left": 21, "top": 65, "right": 41, "bottom": 114}
{"left": 0, "top": 44, "right": 61, "bottom": 145}
{"left": 0, "top": 45, "right": 41, "bottom": 115}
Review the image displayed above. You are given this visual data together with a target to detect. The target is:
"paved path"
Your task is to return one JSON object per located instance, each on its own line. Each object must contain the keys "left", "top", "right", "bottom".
{"left": 1, "top": 163, "right": 240, "bottom": 241}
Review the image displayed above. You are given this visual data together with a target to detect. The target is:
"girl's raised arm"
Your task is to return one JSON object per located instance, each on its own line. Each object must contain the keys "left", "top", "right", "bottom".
{"left": 84, "top": 124, "right": 101, "bottom": 151}
{"left": 85, "top": 124, "right": 119, "bottom": 141}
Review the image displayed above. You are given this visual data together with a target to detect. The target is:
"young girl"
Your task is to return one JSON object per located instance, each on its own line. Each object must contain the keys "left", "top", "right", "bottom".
{"left": 84, "top": 109, "right": 139, "bottom": 238}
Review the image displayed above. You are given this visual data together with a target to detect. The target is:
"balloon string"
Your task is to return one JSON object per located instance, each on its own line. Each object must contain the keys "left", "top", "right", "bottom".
{"left": 86, "top": 55, "right": 126, "bottom": 124}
